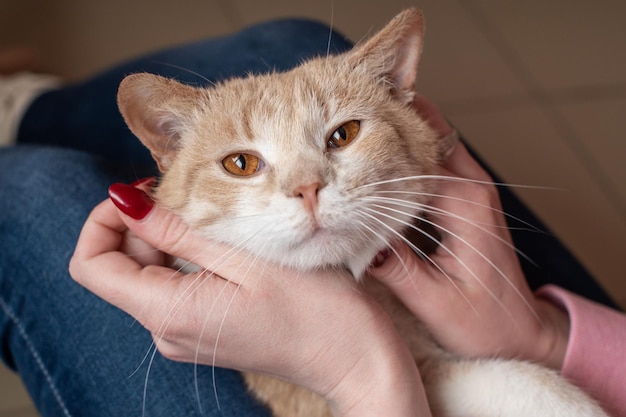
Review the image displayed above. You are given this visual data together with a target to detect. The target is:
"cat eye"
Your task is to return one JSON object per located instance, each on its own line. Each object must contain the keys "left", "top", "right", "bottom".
{"left": 222, "top": 152, "right": 263, "bottom": 176}
{"left": 327, "top": 120, "right": 360, "bottom": 149}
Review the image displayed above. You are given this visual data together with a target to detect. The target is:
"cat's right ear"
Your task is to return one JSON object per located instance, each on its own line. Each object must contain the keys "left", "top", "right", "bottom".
{"left": 117, "top": 73, "right": 204, "bottom": 172}
{"left": 347, "top": 8, "right": 425, "bottom": 104}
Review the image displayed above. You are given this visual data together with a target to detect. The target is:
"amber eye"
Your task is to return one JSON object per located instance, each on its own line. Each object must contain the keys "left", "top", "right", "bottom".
{"left": 327, "top": 120, "right": 360, "bottom": 149}
{"left": 222, "top": 153, "right": 263, "bottom": 176}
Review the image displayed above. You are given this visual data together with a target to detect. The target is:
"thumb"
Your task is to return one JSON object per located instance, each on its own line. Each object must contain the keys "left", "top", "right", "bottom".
{"left": 369, "top": 242, "right": 443, "bottom": 320}
{"left": 108, "top": 182, "right": 235, "bottom": 278}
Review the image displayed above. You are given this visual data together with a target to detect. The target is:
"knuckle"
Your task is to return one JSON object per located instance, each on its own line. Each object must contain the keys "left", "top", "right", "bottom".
{"left": 380, "top": 245, "right": 420, "bottom": 290}
{"left": 68, "top": 254, "right": 100, "bottom": 290}
{"left": 68, "top": 255, "right": 84, "bottom": 283}
{"left": 153, "top": 213, "right": 193, "bottom": 256}
{"left": 67, "top": 255, "right": 79, "bottom": 276}
{"left": 466, "top": 180, "right": 488, "bottom": 198}
{"left": 154, "top": 338, "right": 186, "bottom": 362}
{"left": 463, "top": 181, "right": 499, "bottom": 207}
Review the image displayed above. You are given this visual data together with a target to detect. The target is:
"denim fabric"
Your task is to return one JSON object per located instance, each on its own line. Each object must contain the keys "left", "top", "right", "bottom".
{"left": 2, "top": 18, "right": 352, "bottom": 417}
{"left": 0, "top": 16, "right": 617, "bottom": 417}
{"left": 17, "top": 19, "right": 353, "bottom": 168}
{"left": 0, "top": 147, "right": 274, "bottom": 416}
{"left": 465, "top": 145, "right": 617, "bottom": 309}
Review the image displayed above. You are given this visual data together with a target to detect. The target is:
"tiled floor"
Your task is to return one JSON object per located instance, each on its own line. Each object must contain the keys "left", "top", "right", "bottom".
{"left": 1, "top": 0, "right": 624, "bottom": 415}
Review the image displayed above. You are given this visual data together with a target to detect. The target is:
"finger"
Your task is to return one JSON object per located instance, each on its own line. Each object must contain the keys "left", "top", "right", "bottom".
{"left": 410, "top": 96, "right": 486, "bottom": 181}
{"left": 412, "top": 94, "right": 453, "bottom": 138}
{"left": 369, "top": 241, "right": 448, "bottom": 320}
{"left": 71, "top": 197, "right": 127, "bottom": 260}
{"left": 107, "top": 183, "right": 247, "bottom": 282}
{"left": 70, "top": 199, "right": 240, "bottom": 338}
{"left": 440, "top": 142, "right": 492, "bottom": 182}
{"left": 69, "top": 198, "right": 158, "bottom": 315}
{"left": 436, "top": 164, "right": 506, "bottom": 233}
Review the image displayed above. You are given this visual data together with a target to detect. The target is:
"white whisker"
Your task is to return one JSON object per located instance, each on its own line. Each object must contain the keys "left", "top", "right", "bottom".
{"left": 150, "top": 61, "right": 215, "bottom": 86}
{"left": 373, "top": 190, "right": 547, "bottom": 234}
{"left": 363, "top": 201, "right": 541, "bottom": 324}
{"left": 139, "top": 220, "right": 272, "bottom": 414}
{"left": 362, "top": 195, "right": 538, "bottom": 268}
{"left": 326, "top": 0, "right": 335, "bottom": 59}
{"left": 206, "top": 238, "right": 271, "bottom": 413}
{"left": 141, "top": 347, "right": 160, "bottom": 417}
{"left": 357, "top": 174, "right": 557, "bottom": 191}
{"left": 358, "top": 208, "right": 478, "bottom": 315}
{"left": 351, "top": 212, "right": 411, "bottom": 279}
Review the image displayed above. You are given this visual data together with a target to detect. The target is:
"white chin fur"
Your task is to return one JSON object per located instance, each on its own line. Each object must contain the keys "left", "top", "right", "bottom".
{"left": 247, "top": 235, "right": 383, "bottom": 281}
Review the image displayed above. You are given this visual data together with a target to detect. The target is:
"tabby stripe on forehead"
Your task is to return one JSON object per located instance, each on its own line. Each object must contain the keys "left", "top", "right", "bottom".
{"left": 240, "top": 97, "right": 255, "bottom": 141}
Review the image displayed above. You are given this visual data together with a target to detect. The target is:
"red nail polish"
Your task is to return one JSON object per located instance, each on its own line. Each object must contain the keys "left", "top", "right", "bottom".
{"left": 371, "top": 248, "right": 391, "bottom": 268}
{"left": 108, "top": 183, "right": 154, "bottom": 220}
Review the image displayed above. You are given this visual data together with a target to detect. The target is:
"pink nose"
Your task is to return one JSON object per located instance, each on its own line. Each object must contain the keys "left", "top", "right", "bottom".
{"left": 293, "top": 182, "right": 322, "bottom": 215}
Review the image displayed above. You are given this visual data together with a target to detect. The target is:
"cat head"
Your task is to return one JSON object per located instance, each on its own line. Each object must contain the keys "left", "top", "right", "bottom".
{"left": 117, "top": 8, "right": 450, "bottom": 278}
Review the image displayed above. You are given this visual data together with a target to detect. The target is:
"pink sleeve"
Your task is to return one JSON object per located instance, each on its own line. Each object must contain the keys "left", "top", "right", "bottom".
{"left": 537, "top": 285, "right": 626, "bottom": 417}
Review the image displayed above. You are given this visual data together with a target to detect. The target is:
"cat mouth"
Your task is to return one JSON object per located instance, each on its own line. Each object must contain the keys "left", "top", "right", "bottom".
{"left": 304, "top": 226, "right": 331, "bottom": 243}
{"left": 291, "top": 225, "right": 338, "bottom": 251}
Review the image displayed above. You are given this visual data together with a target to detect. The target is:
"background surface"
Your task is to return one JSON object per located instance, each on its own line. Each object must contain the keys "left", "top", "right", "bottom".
{"left": 1, "top": 0, "right": 624, "bottom": 414}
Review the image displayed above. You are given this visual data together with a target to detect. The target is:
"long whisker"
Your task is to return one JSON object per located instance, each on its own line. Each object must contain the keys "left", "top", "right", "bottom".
{"left": 140, "top": 266, "right": 220, "bottom": 417}
{"left": 140, "top": 225, "right": 269, "bottom": 414}
{"left": 134, "top": 214, "right": 267, "bottom": 334}
{"left": 145, "top": 214, "right": 272, "bottom": 344}
{"left": 326, "top": 0, "right": 335, "bottom": 59}
{"left": 364, "top": 201, "right": 541, "bottom": 324}
{"left": 418, "top": 203, "right": 539, "bottom": 268}
{"left": 128, "top": 254, "right": 217, "bottom": 410}
{"left": 206, "top": 238, "right": 272, "bottom": 413}
{"left": 356, "top": 208, "right": 478, "bottom": 314}
{"left": 150, "top": 61, "right": 215, "bottom": 87}
{"left": 350, "top": 212, "right": 412, "bottom": 279}
{"left": 192, "top": 267, "right": 236, "bottom": 414}
{"left": 192, "top": 219, "right": 279, "bottom": 412}
{"left": 148, "top": 244, "right": 242, "bottom": 347}
{"left": 372, "top": 190, "right": 547, "bottom": 234}
{"left": 363, "top": 195, "right": 537, "bottom": 267}
{"left": 356, "top": 174, "right": 557, "bottom": 191}
{"left": 140, "top": 270, "right": 223, "bottom": 416}
{"left": 141, "top": 344, "right": 160, "bottom": 417}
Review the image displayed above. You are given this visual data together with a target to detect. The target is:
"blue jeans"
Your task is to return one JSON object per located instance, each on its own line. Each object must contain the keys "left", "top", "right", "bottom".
{"left": 0, "top": 18, "right": 616, "bottom": 417}
{"left": 0, "top": 19, "right": 351, "bottom": 417}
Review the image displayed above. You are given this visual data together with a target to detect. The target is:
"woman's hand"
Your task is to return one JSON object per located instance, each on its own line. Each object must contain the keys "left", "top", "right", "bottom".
{"left": 69, "top": 179, "right": 430, "bottom": 417}
{"left": 370, "top": 96, "right": 571, "bottom": 370}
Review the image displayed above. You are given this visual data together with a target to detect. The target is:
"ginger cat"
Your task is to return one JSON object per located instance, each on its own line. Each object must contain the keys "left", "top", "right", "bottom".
{"left": 117, "top": 9, "right": 608, "bottom": 417}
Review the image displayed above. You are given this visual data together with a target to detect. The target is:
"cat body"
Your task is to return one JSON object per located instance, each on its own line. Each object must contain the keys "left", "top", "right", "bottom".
{"left": 117, "top": 9, "right": 608, "bottom": 417}
{"left": 246, "top": 279, "right": 606, "bottom": 417}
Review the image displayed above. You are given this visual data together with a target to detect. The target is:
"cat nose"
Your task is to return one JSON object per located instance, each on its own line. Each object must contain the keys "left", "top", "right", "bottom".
{"left": 293, "top": 182, "right": 322, "bottom": 215}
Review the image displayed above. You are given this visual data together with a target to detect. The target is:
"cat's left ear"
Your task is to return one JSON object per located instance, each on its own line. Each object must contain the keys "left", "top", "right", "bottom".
{"left": 348, "top": 8, "right": 424, "bottom": 102}
{"left": 117, "top": 73, "right": 205, "bottom": 172}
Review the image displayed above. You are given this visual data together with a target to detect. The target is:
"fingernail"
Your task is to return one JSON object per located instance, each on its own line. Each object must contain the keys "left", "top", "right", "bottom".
{"left": 130, "top": 176, "right": 157, "bottom": 187}
{"left": 371, "top": 248, "right": 391, "bottom": 268}
{"left": 108, "top": 183, "right": 154, "bottom": 220}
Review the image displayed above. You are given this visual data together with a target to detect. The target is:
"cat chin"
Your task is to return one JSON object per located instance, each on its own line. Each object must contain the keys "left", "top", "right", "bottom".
{"left": 253, "top": 239, "right": 380, "bottom": 281}
{"left": 346, "top": 249, "right": 381, "bottom": 281}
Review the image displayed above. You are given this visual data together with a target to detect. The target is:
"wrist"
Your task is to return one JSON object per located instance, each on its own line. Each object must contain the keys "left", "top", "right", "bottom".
{"left": 325, "top": 317, "right": 431, "bottom": 417}
{"left": 532, "top": 299, "right": 571, "bottom": 370}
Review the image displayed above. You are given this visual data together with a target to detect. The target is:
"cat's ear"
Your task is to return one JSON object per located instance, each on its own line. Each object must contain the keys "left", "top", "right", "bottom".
{"left": 117, "top": 73, "right": 204, "bottom": 172}
{"left": 348, "top": 8, "right": 424, "bottom": 102}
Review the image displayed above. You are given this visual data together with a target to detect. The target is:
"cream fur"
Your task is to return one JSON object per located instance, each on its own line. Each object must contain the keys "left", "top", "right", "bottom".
{"left": 117, "top": 8, "right": 608, "bottom": 417}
